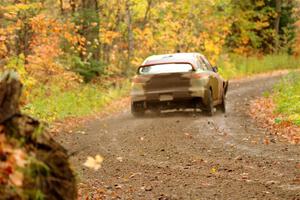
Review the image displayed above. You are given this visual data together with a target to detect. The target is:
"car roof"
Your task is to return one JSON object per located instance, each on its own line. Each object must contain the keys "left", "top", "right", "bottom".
{"left": 141, "top": 53, "right": 203, "bottom": 67}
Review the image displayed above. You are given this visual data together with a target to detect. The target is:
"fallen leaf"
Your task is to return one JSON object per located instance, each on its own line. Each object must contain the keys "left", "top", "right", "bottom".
{"left": 116, "top": 157, "right": 123, "bottom": 162}
{"left": 264, "top": 138, "right": 270, "bottom": 145}
{"left": 83, "top": 155, "right": 103, "bottom": 170}
{"left": 211, "top": 167, "right": 217, "bottom": 174}
{"left": 184, "top": 133, "right": 193, "bottom": 139}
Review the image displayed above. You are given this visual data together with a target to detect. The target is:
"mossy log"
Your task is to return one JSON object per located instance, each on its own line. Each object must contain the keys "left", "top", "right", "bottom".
{"left": 0, "top": 71, "right": 77, "bottom": 199}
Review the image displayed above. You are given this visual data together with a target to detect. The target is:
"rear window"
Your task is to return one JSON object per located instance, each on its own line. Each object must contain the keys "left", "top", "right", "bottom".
{"left": 139, "top": 63, "right": 193, "bottom": 75}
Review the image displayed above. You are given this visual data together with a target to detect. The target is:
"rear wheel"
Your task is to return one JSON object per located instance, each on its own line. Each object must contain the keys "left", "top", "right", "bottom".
{"left": 131, "top": 102, "right": 145, "bottom": 117}
{"left": 151, "top": 108, "right": 161, "bottom": 116}
{"left": 205, "top": 90, "right": 214, "bottom": 116}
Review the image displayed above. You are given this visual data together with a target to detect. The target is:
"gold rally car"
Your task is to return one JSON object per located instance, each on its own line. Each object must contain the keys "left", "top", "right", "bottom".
{"left": 130, "top": 53, "right": 228, "bottom": 116}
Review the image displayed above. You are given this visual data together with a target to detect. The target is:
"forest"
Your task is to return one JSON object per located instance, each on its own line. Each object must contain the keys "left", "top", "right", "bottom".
{"left": 0, "top": 0, "right": 299, "bottom": 122}
{"left": 0, "top": 0, "right": 300, "bottom": 121}
{"left": 0, "top": 0, "right": 300, "bottom": 199}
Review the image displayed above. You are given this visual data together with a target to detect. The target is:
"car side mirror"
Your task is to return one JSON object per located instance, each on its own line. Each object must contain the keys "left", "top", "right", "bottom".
{"left": 212, "top": 66, "right": 218, "bottom": 73}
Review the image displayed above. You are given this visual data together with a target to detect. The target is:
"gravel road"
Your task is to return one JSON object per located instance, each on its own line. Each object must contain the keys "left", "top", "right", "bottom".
{"left": 58, "top": 73, "right": 300, "bottom": 200}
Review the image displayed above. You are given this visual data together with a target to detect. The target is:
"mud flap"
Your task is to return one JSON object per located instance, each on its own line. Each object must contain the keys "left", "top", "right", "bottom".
{"left": 224, "top": 81, "right": 229, "bottom": 95}
{"left": 203, "top": 89, "right": 211, "bottom": 106}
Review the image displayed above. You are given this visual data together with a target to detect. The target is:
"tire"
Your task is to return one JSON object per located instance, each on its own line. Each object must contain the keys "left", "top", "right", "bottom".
{"left": 151, "top": 108, "right": 161, "bottom": 116}
{"left": 131, "top": 102, "right": 145, "bottom": 117}
{"left": 205, "top": 89, "right": 214, "bottom": 116}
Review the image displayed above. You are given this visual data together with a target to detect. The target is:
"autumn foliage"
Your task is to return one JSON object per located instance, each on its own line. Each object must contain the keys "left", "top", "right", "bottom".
{"left": 0, "top": 0, "right": 297, "bottom": 83}
{"left": 0, "top": 1, "right": 299, "bottom": 198}
{"left": 250, "top": 97, "right": 300, "bottom": 144}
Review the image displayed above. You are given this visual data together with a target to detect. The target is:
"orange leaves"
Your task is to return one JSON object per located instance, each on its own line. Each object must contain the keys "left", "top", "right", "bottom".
{"left": 26, "top": 14, "right": 80, "bottom": 81}
{"left": 293, "top": 20, "right": 300, "bottom": 57}
{"left": 0, "top": 127, "right": 28, "bottom": 188}
{"left": 100, "top": 30, "right": 120, "bottom": 45}
{"left": 249, "top": 98, "right": 300, "bottom": 144}
{"left": 199, "top": 28, "right": 228, "bottom": 65}
{"left": 9, "top": 171, "right": 24, "bottom": 187}
{"left": 0, "top": 37, "right": 7, "bottom": 59}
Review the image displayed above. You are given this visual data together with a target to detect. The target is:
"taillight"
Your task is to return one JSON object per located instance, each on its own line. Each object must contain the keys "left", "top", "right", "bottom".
{"left": 192, "top": 73, "right": 209, "bottom": 79}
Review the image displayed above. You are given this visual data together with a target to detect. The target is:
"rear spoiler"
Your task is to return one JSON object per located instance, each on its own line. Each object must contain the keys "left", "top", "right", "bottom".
{"left": 137, "top": 62, "right": 196, "bottom": 74}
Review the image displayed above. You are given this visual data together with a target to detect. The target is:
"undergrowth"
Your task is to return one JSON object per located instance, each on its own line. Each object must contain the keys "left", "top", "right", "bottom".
{"left": 273, "top": 72, "right": 300, "bottom": 125}
{"left": 22, "top": 80, "right": 130, "bottom": 122}
{"left": 218, "top": 54, "right": 300, "bottom": 79}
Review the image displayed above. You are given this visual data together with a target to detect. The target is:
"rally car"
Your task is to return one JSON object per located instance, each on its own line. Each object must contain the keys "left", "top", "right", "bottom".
{"left": 130, "top": 53, "right": 228, "bottom": 116}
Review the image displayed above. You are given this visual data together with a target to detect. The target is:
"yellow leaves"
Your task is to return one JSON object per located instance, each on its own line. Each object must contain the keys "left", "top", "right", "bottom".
{"left": 293, "top": 21, "right": 300, "bottom": 56}
{"left": 234, "top": 47, "right": 252, "bottom": 55}
{"left": 0, "top": 3, "right": 42, "bottom": 19}
{"left": 199, "top": 30, "right": 225, "bottom": 64}
{"left": 255, "top": 0, "right": 265, "bottom": 7}
{"left": 241, "top": 35, "right": 250, "bottom": 45}
{"left": 3, "top": 13, "right": 15, "bottom": 20}
{"left": 83, "top": 155, "right": 104, "bottom": 171}
{"left": 255, "top": 21, "right": 270, "bottom": 30}
{"left": 0, "top": 41, "right": 7, "bottom": 59}
{"left": 100, "top": 30, "right": 120, "bottom": 45}
{"left": 158, "top": 1, "right": 172, "bottom": 10}
{"left": 134, "top": 27, "right": 155, "bottom": 50}
{"left": 210, "top": 167, "right": 217, "bottom": 174}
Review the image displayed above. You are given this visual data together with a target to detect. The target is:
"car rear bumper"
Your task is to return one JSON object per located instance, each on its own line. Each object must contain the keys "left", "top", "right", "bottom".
{"left": 131, "top": 88, "right": 208, "bottom": 102}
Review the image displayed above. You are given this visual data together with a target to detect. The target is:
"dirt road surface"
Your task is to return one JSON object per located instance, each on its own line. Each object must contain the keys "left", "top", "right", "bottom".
{"left": 58, "top": 73, "right": 300, "bottom": 200}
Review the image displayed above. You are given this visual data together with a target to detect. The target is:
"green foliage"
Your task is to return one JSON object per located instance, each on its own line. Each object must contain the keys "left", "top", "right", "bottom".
{"left": 21, "top": 156, "right": 49, "bottom": 200}
{"left": 26, "top": 157, "right": 50, "bottom": 177}
{"left": 227, "top": 0, "right": 296, "bottom": 54}
{"left": 273, "top": 72, "right": 300, "bottom": 125}
{"left": 72, "top": 7, "right": 100, "bottom": 57}
{"left": 5, "top": 54, "right": 36, "bottom": 90}
{"left": 22, "top": 80, "right": 130, "bottom": 122}
{"left": 71, "top": 56, "right": 106, "bottom": 82}
{"left": 217, "top": 54, "right": 300, "bottom": 79}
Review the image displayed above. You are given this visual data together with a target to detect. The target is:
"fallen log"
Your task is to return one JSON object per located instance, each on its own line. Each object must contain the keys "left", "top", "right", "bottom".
{"left": 0, "top": 71, "right": 77, "bottom": 199}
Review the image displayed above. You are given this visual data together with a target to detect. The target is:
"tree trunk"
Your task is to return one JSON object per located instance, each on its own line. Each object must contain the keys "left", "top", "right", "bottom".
{"left": 126, "top": 0, "right": 134, "bottom": 74}
{"left": 275, "top": 0, "right": 282, "bottom": 52}
{"left": 0, "top": 72, "right": 22, "bottom": 124}
{"left": 59, "top": 0, "right": 64, "bottom": 14}
{"left": 70, "top": 0, "right": 76, "bottom": 13}
{"left": 142, "top": 0, "right": 152, "bottom": 28}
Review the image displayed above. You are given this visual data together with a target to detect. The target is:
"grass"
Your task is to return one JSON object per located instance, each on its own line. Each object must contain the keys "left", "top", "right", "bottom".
{"left": 216, "top": 53, "right": 300, "bottom": 125}
{"left": 217, "top": 54, "right": 300, "bottom": 79}
{"left": 22, "top": 80, "right": 131, "bottom": 122}
{"left": 273, "top": 72, "right": 300, "bottom": 125}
